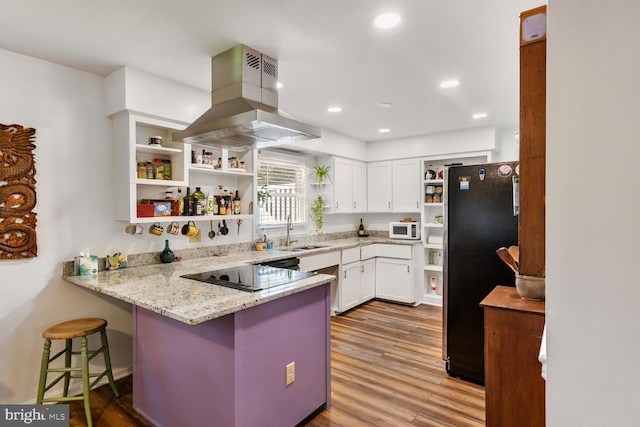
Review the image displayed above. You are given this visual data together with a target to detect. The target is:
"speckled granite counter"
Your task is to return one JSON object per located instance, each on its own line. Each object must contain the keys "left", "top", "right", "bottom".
{"left": 62, "top": 236, "right": 419, "bottom": 325}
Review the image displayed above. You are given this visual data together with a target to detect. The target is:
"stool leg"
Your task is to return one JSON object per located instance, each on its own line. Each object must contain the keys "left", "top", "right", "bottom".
{"left": 36, "top": 339, "right": 51, "bottom": 404}
{"left": 100, "top": 328, "right": 120, "bottom": 398}
{"left": 63, "top": 338, "right": 72, "bottom": 397}
{"left": 81, "top": 336, "right": 93, "bottom": 427}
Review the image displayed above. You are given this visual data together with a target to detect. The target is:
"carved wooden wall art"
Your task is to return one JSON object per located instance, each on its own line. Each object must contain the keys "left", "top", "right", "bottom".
{"left": 0, "top": 123, "right": 37, "bottom": 258}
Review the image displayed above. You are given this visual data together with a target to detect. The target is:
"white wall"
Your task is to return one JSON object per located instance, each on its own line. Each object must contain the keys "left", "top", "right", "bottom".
{"left": 0, "top": 50, "right": 137, "bottom": 404}
{"left": 494, "top": 126, "right": 519, "bottom": 162}
{"left": 366, "top": 126, "right": 498, "bottom": 162}
{"left": 547, "top": 1, "right": 640, "bottom": 425}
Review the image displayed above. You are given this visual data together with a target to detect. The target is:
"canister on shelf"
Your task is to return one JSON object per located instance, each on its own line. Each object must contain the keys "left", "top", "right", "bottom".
{"left": 153, "top": 158, "right": 164, "bottom": 180}
{"left": 145, "top": 161, "right": 154, "bottom": 179}
{"left": 163, "top": 160, "right": 171, "bottom": 180}
{"left": 148, "top": 136, "right": 162, "bottom": 146}
{"left": 137, "top": 162, "right": 146, "bottom": 179}
{"left": 433, "top": 194, "right": 442, "bottom": 203}
{"left": 426, "top": 185, "right": 435, "bottom": 195}
{"left": 425, "top": 194, "right": 434, "bottom": 203}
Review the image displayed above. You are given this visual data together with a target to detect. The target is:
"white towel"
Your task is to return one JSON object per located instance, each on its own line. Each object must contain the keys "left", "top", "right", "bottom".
{"left": 538, "top": 323, "right": 547, "bottom": 380}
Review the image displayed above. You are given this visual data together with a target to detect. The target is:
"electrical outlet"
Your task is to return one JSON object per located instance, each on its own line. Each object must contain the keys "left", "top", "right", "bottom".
{"left": 285, "top": 362, "right": 295, "bottom": 386}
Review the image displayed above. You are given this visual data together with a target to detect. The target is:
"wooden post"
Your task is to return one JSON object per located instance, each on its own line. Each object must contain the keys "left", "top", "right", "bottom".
{"left": 519, "top": 5, "right": 547, "bottom": 277}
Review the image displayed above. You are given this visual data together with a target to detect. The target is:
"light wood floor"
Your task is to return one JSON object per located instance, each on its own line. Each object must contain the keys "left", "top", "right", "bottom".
{"left": 67, "top": 300, "right": 485, "bottom": 426}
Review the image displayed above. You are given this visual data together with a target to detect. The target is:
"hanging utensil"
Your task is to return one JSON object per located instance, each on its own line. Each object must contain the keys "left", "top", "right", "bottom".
{"left": 208, "top": 220, "right": 215, "bottom": 239}
{"left": 496, "top": 247, "right": 519, "bottom": 273}
{"left": 236, "top": 219, "right": 242, "bottom": 235}
{"left": 217, "top": 222, "right": 222, "bottom": 236}
{"left": 221, "top": 219, "right": 229, "bottom": 235}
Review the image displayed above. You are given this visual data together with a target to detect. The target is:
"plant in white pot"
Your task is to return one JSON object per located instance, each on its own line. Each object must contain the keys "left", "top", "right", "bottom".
{"left": 312, "top": 164, "right": 331, "bottom": 187}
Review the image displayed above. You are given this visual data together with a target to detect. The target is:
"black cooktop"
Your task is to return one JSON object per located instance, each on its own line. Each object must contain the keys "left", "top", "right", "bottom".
{"left": 180, "top": 264, "right": 317, "bottom": 292}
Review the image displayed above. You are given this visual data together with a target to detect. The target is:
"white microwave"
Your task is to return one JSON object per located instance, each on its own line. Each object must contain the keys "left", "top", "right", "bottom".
{"left": 389, "top": 222, "right": 421, "bottom": 240}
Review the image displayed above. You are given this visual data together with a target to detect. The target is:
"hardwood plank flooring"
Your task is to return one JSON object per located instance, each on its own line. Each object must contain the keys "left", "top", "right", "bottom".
{"left": 65, "top": 300, "right": 485, "bottom": 426}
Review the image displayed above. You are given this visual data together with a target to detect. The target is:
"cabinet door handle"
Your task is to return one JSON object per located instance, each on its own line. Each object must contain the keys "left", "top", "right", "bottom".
{"left": 343, "top": 270, "right": 347, "bottom": 279}
{"left": 407, "top": 265, "right": 410, "bottom": 273}
{"left": 361, "top": 266, "right": 364, "bottom": 273}
{"left": 388, "top": 201, "right": 391, "bottom": 209}
{"left": 416, "top": 201, "right": 419, "bottom": 208}
{"left": 353, "top": 202, "right": 356, "bottom": 209}
{"left": 336, "top": 202, "right": 339, "bottom": 209}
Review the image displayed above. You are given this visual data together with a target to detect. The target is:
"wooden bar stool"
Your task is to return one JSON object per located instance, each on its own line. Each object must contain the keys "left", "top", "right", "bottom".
{"left": 36, "top": 318, "right": 120, "bottom": 427}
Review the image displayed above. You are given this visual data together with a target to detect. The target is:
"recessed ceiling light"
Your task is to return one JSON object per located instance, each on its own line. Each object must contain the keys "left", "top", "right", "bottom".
{"left": 440, "top": 80, "right": 459, "bottom": 88}
{"left": 379, "top": 103, "right": 393, "bottom": 108}
{"left": 276, "top": 82, "right": 283, "bottom": 89}
{"left": 473, "top": 113, "right": 488, "bottom": 119}
{"left": 327, "top": 107, "right": 342, "bottom": 113}
{"left": 379, "top": 128, "right": 391, "bottom": 133}
{"left": 373, "top": 13, "right": 401, "bottom": 29}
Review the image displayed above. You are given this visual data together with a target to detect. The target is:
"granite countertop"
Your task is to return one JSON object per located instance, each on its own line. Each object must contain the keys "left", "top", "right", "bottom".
{"left": 62, "top": 236, "right": 420, "bottom": 325}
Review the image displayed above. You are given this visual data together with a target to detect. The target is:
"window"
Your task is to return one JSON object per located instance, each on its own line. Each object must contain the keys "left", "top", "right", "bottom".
{"left": 257, "top": 157, "right": 307, "bottom": 226}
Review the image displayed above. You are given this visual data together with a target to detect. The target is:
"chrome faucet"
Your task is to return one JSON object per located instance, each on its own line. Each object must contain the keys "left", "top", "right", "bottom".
{"left": 285, "top": 215, "right": 296, "bottom": 247}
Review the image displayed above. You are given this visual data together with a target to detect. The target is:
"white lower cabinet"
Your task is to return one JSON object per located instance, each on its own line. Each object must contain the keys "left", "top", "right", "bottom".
{"left": 375, "top": 258, "right": 413, "bottom": 304}
{"left": 340, "top": 261, "right": 362, "bottom": 312}
{"left": 300, "top": 243, "right": 422, "bottom": 314}
{"left": 360, "top": 258, "right": 376, "bottom": 301}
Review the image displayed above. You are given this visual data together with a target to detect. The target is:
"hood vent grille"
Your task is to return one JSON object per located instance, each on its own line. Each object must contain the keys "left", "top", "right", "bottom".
{"left": 173, "top": 44, "right": 321, "bottom": 150}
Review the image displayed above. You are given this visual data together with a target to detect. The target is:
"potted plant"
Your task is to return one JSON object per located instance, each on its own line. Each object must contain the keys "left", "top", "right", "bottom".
{"left": 311, "top": 194, "right": 325, "bottom": 235}
{"left": 257, "top": 185, "right": 272, "bottom": 206}
{"left": 312, "top": 164, "right": 332, "bottom": 186}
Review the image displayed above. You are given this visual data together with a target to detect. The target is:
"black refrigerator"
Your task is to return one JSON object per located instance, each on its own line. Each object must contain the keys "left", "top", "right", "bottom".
{"left": 443, "top": 162, "right": 519, "bottom": 385}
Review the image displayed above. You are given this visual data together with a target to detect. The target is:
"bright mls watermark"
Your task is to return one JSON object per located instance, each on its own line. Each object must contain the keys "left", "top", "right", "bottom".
{"left": 0, "top": 405, "right": 68, "bottom": 426}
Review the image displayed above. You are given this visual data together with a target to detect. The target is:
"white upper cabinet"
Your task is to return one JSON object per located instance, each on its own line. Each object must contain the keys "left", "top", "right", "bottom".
{"left": 351, "top": 160, "right": 367, "bottom": 213}
{"left": 328, "top": 157, "right": 367, "bottom": 214}
{"left": 392, "top": 158, "right": 421, "bottom": 213}
{"left": 367, "top": 159, "right": 420, "bottom": 213}
{"left": 332, "top": 157, "right": 352, "bottom": 213}
{"left": 367, "top": 161, "right": 393, "bottom": 212}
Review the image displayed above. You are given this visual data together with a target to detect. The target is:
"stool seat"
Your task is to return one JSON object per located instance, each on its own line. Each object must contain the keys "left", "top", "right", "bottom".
{"left": 37, "top": 317, "right": 119, "bottom": 427}
{"left": 42, "top": 318, "right": 107, "bottom": 340}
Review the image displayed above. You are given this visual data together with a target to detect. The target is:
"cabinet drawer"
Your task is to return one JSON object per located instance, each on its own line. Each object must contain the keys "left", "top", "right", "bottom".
{"left": 361, "top": 244, "right": 411, "bottom": 260}
{"left": 360, "top": 245, "right": 377, "bottom": 260}
{"left": 341, "top": 247, "right": 360, "bottom": 264}
{"left": 299, "top": 251, "right": 341, "bottom": 272}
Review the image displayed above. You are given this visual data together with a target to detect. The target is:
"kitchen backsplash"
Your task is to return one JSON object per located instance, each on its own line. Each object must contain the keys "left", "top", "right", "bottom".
{"left": 61, "top": 230, "right": 388, "bottom": 276}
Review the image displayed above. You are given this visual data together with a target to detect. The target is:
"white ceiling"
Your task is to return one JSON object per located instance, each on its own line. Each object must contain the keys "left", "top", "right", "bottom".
{"left": 0, "top": 0, "right": 544, "bottom": 142}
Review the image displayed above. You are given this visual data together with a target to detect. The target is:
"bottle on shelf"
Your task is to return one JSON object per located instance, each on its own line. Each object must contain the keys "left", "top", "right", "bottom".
{"left": 219, "top": 193, "right": 227, "bottom": 215}
{"left": 358, "top": 218, "right": 365, "bottom": 236}
{"left": 177, "top": 187, "right": 184, "bottom": 216}
{"left": 184, "top": 187, "right": 193, "bottom": 216}
{"left": 233, "top": 190, "right": 241, "bottom": 214}
{"left": 206, "top": 190, "right": 215, "bottom": 216}
{"left": 137, "top": 162, "right": 146, "bottom": 179}
{"left": 193, "top": 187, "right": 206, "bottom": 216}
{"left": 226, "top": 192, "right": 232, "bottom": 215}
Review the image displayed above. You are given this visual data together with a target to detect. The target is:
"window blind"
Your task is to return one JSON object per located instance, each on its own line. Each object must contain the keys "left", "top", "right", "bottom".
{"left": 257, "top": 157, "right": 307, "bottom": 226}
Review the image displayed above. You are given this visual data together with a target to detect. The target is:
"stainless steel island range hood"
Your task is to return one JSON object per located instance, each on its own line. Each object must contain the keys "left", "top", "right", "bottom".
{"left": 173, "top": 44, "right": 321, "bottom": 150}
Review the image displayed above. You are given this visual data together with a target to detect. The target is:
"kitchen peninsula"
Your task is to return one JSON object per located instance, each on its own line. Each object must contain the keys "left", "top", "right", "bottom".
{"left": 64, "top": 249, "right": 335, "bottom": 427}
{"left": 63, "top": 236, "right": 424, "bottom": 426}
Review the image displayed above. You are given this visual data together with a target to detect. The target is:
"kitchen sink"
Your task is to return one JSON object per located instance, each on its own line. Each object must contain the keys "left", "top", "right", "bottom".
{"left": 286, "top": 245, "right": 328, "bottom": 252}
